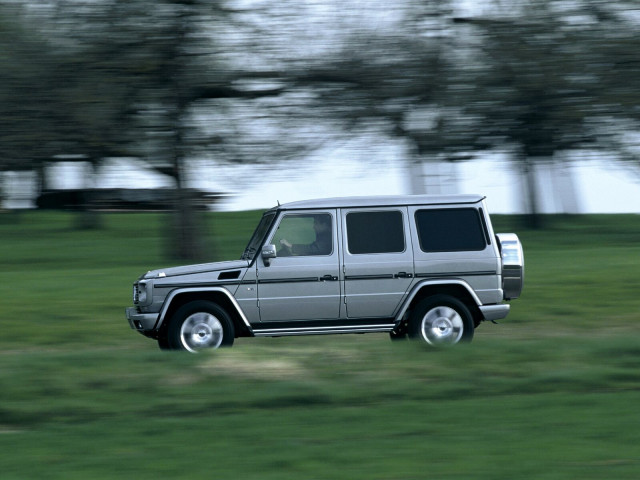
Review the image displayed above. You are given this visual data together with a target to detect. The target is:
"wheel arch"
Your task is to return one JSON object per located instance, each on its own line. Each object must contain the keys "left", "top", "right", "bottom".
{"left": 395, "top": 280, "right": 483, "bottom": 329}
{"left": 157, "top": 287, "right": 253, "bottom": 338}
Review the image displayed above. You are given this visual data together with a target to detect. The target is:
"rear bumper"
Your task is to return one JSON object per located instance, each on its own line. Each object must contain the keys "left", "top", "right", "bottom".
{"left": 126, "top": 307, "right": 159, "bottom": 331}
{"left": 479, "top": 304, "right": 510, "bottom": 322}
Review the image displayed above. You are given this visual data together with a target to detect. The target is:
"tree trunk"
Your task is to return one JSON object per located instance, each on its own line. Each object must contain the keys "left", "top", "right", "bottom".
{"left": 73, "top": 161, "right": 102, "bottom": 230}
{"left": 162, "top": 3, "right": 209, "bottom": 263}
{"left": 406, "top": 159, "right": 426, "bottom": 195}
{"left": 550, "top": 160, "right": 580, "bottom": 214}
{"left": 406, "top": 156, "right": 459, "bottom": 195}
{"left": 168, "top": 187, "right": 208, "bottom": 262}
{"left": 165, "top": 116, "right": 209, "bottom": 262}
{"left": 521, "top": 156, "right": 542, "bottom": 229}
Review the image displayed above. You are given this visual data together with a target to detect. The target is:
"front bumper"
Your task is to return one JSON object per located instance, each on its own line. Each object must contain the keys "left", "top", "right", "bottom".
{"left": 126, "top": 307, "right": 159, "bottom": 331}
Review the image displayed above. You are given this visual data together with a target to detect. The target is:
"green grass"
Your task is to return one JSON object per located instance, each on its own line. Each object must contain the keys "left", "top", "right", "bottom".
{"left": 1, "top": 211, "right": 640, "bottom": 478}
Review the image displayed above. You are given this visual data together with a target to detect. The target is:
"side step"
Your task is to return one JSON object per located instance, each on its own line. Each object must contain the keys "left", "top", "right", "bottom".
{"left": 252, "top": 323, "right": 395, "bottom": 337}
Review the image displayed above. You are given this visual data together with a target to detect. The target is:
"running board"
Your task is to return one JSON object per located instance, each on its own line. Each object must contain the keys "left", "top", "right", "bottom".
{"left": 252, "top": 323, "right": 395, "bottom": 337}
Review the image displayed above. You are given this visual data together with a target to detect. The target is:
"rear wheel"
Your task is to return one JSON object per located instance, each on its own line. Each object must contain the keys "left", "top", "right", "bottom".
{"left": 409, "top": 295, "right": 474, "bottom": 347}
{"left": 167, "top": 301, "right": 235, "bottom": 352}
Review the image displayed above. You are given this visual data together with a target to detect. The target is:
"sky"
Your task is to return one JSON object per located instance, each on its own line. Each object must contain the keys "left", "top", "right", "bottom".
{"left": 201, "top": 157, "right": 639, "bottom": 214}
{"left": 3, "top": 1, "right": 639, "bottom": 214}
{"left": 27, "top": 148, "right": 638, "bottom": 215}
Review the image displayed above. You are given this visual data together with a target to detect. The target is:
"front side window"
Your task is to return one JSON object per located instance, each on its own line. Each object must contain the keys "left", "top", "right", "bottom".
{"left": 346, "top": 210, "right": 405, "bottom": 254}
{"left": 271, "top": 213, "right": 333, "bottom": 256}
{"left": 415, "top": 208, "right": 487, "bottom": 252}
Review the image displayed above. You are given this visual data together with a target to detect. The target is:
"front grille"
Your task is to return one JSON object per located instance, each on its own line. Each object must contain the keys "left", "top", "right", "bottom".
{"left": 133, "top": 284, "right": 139, "bottom": 304}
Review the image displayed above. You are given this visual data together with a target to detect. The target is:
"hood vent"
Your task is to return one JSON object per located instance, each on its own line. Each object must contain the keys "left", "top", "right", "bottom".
{"left": 218, "top": 270, "right": 241, "bottom": 280}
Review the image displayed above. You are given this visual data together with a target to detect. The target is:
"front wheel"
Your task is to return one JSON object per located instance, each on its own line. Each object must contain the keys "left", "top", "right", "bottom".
{"left": 409, "top": 295, "right": 474, "bottom": 347}
{"left": 167, "top": 301, "right": 235, "bottom": 352}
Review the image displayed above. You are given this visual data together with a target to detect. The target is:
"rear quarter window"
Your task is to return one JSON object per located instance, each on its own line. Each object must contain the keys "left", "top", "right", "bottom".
{"left": 415, "top": 208, "right": 487, "bottom": 252}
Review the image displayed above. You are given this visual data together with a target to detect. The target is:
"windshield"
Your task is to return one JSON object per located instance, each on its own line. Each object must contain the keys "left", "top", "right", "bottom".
{"left": 240, "top": 211, "right": 276, "bottom": 261}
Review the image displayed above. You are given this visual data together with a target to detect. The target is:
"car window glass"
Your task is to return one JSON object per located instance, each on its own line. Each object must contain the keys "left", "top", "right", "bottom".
{"left": 242, "top": 212, "right": 275, "bottom": 260}
{"left": 415, "top": 208, "right": 487, "bottom": 252}
{"left": 346, "top": 210, "right": 405, "bottom": 254}
{"left": 271, "top": 213, "right": 333, "bottom": 256}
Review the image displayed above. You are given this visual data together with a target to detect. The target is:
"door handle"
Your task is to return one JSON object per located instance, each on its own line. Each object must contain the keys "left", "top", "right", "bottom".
{"left": 320, "top": 274, "right": 339, "bottom": 281}
{"left": 395, "top": 272, "right": 414, "bottom": 279}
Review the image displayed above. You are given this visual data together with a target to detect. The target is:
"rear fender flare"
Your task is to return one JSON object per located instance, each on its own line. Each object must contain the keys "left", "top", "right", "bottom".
{"left": 395, "top": 279, "right": 482, "bottom": 323}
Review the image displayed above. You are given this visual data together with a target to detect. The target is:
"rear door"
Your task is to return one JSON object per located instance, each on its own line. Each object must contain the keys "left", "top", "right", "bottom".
{"left": 341, "top": 207, "right": 414, "bottom": 318}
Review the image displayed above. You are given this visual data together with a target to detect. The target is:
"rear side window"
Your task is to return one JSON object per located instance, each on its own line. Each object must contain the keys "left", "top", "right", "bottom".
{"left": 415, "top": 208, "right": 487, "bottom": 252}
{"left": 346, "top": 211, "right": 405, "bottom": 254}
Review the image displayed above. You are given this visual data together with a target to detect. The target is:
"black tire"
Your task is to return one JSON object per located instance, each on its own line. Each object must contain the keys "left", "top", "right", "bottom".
{"left": 167, "top": 300, "right": 235, "bottom": 352}
{"left": 408, "top": 295, "right": 474, "bottom": 347}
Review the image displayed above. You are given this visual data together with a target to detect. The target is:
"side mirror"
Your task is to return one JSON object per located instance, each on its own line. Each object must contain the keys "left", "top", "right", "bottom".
{"left": 261, "top": 244, "right": 277, "bottom": 266}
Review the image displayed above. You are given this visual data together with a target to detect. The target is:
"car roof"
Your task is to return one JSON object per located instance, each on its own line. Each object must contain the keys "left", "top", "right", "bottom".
{"left": 270, "top": 194, "right": 486, "bottom": 211}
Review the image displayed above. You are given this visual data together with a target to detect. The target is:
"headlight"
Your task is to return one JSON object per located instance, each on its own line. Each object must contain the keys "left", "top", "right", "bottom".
{"left": 133, "top": 281, "right": 149, "bottom": 305}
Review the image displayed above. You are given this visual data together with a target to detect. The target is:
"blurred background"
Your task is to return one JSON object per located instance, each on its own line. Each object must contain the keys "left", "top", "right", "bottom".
{"left": 2, "top": 0, "right": 639, "bottom": 260}
{"left": 2, "top": 2, "right": 640, "bottom": 478}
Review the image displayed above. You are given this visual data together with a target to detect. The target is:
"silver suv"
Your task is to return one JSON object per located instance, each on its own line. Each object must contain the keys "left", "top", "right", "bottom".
{"left": 126, "top": 195, "right": 524, "bottom": 352}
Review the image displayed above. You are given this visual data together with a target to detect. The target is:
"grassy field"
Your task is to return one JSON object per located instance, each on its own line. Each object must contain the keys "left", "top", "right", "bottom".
{"left": 1, "top": 211, "right": 639, "bottom": 479}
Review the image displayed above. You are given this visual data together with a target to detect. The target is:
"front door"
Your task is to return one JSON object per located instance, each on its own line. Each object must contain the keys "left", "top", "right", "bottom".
{"left": 257, "top": 210, "right": 341, "bottom": 322}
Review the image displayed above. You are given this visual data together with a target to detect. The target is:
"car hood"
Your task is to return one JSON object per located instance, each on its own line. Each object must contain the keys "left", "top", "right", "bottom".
{"left": 143, "top": 260, "right": 250, "bottom": 279}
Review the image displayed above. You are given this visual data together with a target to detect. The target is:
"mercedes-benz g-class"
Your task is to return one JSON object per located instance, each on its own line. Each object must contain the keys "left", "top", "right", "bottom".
{"left": 126, "top": 194, "right": 524, "bottom": 352}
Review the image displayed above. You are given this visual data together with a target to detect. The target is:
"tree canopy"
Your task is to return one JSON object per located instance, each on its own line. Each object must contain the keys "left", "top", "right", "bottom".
{"left": 1, "top": 0, "right": 639, "bottom": 239}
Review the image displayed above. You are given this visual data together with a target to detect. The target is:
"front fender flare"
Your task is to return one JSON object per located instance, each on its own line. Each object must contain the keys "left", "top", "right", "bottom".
{"left": 155, "top": 287, "right": 253, "bottom": 334}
